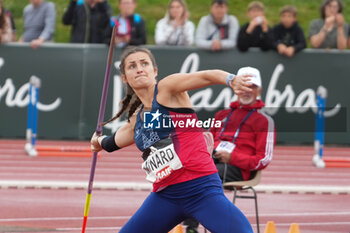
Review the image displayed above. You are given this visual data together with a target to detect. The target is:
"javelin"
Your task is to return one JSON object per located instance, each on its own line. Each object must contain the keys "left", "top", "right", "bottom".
{"left": 81, "top": 25, "right": 117, "bottom": 233}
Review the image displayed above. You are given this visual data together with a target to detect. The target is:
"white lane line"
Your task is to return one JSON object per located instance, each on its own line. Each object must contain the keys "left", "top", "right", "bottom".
{"left": 0, "top": 216, "right": 130, "bottom": 222}
{"left": 0, "top": 211, "right": 349, "bottom": 222}
{"left": 0, "top": 180, "right": 152, "bottom": 190}
{"left": 268, "top": 222, "right": 350, "bottom": 226}
{"left": 256, "top": 184, "right": 350, "bottom": 194}
{"left": 56, "top": 226, "right": 121, "bottom": 231}
{"left": 54, "top": 222, "right": 350, "bottom": 232}
{"left": 1, "top": 180, "right": 350, "bottom": 194}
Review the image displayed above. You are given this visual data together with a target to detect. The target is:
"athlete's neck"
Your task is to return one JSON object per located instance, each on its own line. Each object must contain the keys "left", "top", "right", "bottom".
{"left": 134, "top": 84, "right": 156, "bottom": 108}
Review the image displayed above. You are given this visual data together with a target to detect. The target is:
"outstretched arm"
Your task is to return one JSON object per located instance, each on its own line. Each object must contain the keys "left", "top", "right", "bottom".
{"left": 158, "top": 70, "right": 253, "bottom": 96}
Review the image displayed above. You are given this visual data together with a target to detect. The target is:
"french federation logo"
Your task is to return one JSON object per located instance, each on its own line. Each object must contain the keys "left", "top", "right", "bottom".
{"left": 144, "top": 109, "right": 162, "bottom": 129}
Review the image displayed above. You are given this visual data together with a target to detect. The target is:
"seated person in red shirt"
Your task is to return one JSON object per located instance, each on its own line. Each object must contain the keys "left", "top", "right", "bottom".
{"left": 211, "top": 66, "right": 275, "bottom": 183}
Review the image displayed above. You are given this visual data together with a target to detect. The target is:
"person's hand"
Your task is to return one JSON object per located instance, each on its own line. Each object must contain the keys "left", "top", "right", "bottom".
{"left": 324, "top": 15, "right": 335, "bottom": 31}
{"left": 173, "top": 17, "right": 182, "bottom": 28}
{"left": 230, "top": 74, "right": 253, "bottom": 95}
{"left": 247, "top": 17, "right": 259, "bottom": 34}
{"left": 174, "top": 14, "right": 186, "bottom": 28}
{"left": 211, "top": 39, "right": 222, "bottom": 51}
{"left": 260, "top": 16, "right": 269, "bottom": 33}
{"left": 335, "top": 13, "right": 344, "bottom": 27}
{"left": 115, "top": 36, "right": 126, "bottom": 45}
{"left": 277, "top": 43, "right": 287, "bottom": 55}
{"left": 284, "top": 46, "right": 295, "bottom": 57}
{"left": 214, "top": 151, "right": 231, "bottom": 164}
{"left": 30, "top": 38, "right": 44, "bottom": 49}
{"left": 124, "top": 35, "right": 131, "bottom": 43}
{"left": 90, "top": 132, "right": 103, "bottom": 152}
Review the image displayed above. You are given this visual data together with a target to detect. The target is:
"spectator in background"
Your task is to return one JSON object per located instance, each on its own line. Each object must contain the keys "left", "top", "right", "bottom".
{"left": 108, "top": 0, "right": 146, "bottom": 48}
{"left": 0, "top": 0, "right": 16, "bottom": 41}
{"left": 19, "top": 0, "right": 56, "bottom": 49}
{"left": 309, "top": 0, "right": 348, "bottom": 50}
{"left": 0, "top": 0, "right": 13, "bottom": 43}
{"left": 272, "top": 5, "right": 306, "bottom": 57}
{"left": 195, "top": 0, "right": 239, "bottom": 51}
{"left": 62, "top": 0, "right": 111, "bottom": 44}
{"left": 155, "top": 0, "right": 195, "bottom": 46}
{"left": 348, "top": 31, "right": 350, "bottom": 48}
{"left": 237, "top": 1, "right": 274, "bottom": 52}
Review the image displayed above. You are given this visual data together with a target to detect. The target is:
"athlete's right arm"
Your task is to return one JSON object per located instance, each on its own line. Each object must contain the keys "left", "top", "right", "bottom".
{"left": 90, "top": 114, "right": 136, "bottom": 152}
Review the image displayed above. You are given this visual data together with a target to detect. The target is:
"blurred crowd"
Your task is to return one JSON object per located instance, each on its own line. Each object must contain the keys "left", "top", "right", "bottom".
{"left": 1, "top": 0, "right": 349, "bottom": 57}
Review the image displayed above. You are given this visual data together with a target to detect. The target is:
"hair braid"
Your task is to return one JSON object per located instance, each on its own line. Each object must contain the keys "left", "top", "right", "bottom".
{"left": 128, "top": 97, "right": 142, "bottom": 120}
{"left": 102, "top": 85, "right": 134, "bottom": 125}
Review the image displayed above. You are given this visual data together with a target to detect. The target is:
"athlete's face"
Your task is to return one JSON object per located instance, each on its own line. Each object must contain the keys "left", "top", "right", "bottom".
{"left": 122, "top": 52, "right": 158, "bottom": 89}
{"left": 238, "top": 85, "right": 261, "bottom": 105}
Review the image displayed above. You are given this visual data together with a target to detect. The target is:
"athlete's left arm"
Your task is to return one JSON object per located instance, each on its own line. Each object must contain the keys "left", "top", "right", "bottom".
{"left": 158, "top": 70, "right": 252, "bottom": 96}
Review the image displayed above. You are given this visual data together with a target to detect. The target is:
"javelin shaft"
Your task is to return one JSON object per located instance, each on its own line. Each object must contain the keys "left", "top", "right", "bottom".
{"left": 82, "top": 26, "right": 117, "bottom": 233}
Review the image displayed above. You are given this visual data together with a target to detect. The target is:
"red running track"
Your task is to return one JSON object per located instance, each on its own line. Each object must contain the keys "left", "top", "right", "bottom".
{"left": 0, "top": 139, "right": 350, "bottom": 233}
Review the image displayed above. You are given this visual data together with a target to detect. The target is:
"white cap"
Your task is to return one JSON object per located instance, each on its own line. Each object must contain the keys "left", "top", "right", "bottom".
{"left": 237, "top": 66, "right": 262, "bottom": 87}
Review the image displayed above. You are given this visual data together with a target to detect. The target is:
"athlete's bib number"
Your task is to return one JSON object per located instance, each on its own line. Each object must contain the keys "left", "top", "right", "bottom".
{"left": 216, "top": 141, "right": 236, "bottom": 154}
{"left": 142, "top": 138, "right": 183, "bottom": 183}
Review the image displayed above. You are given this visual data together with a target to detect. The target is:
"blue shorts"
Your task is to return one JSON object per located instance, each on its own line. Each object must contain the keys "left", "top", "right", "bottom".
{"left": 119, "top": 173, "right": 253, "bottom": 233}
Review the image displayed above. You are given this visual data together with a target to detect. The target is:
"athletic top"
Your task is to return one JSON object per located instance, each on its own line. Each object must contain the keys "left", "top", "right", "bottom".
{"left": 134, "top": 84, "right": 217, "bottom": 192}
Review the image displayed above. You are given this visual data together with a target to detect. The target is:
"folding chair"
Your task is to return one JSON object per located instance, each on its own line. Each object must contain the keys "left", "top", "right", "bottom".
{"left": 223, "top": 170, "right": 262, "bottom": 233}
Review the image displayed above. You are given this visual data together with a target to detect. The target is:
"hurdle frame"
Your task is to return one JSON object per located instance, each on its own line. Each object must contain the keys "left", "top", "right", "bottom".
{"left": 313, "top": 86, "right": 327, "bottom": 168}
{"left": 25, "top": 76, "right": 41, "bottom": 157}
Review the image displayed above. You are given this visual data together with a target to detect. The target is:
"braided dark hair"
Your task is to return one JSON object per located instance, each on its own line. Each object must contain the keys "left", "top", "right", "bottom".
{"left": 103, "top": 46, "right": 157, "bottom": 125}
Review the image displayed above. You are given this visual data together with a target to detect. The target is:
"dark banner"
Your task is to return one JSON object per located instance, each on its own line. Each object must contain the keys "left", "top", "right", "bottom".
{"left": 0, "top": 44, "right": 349, "bottom": 144}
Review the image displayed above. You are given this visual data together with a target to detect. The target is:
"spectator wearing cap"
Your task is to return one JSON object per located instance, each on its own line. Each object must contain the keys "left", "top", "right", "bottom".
{"left": 272, "top": 5, "right": 306, "bottom": 57}
{"left": 184, "top": 68, "right": 275, "bottom": 233}
{"left": 19, "top": 0, "right": 56, "bottom": 49}
{"left": 107, "top": 0, "right": 146, "bottom": 48}
{"left": 62, "top": 0, "right": 112, "bottom": 44}
{"left": 309, "top": 0, "right": 348, "bottom": 49}
{"left": 210, "top": 67, "right": 275, "bottom": 186}
{"left": 237, "top": 1, "right": 274, "bottom": 52}
{"left": 195, "top": 0, "right": 239, "bottom": 51}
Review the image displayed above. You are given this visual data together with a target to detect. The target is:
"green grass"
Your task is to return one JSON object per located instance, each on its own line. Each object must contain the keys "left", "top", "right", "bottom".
{"left": 3, "top": 0, "right": 350, "bottom": 44}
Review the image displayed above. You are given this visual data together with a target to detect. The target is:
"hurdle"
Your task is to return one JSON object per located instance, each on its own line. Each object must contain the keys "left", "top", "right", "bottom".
{"left": 24, "top": 77, "right": 93, "bottom": 158}
{"left": 25, "top": 76, "right": 41, "bottom": 157}
{"left": 312, "top": 86, "right": 350, "bottom": 168}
